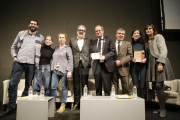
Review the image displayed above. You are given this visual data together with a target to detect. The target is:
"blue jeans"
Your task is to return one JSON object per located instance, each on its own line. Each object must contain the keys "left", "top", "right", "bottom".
{"left": 7, "top": 61, "right": 35, "bottom": 110}
{"left": 130, "top": 63, "right": 147, "bottom": 99}
{"left": 33, "top": 64, "right": 51, "bottom": 96}
{"left": 51, "top": 72, "right": 68, "bottom": 103}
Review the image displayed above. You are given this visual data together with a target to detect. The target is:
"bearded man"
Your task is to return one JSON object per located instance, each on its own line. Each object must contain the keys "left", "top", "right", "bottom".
{"left": 0, "top": 20, "right": 44, "bottom": 118}
{"left": 69, "top": 25, "right": 92, "bottom": 111}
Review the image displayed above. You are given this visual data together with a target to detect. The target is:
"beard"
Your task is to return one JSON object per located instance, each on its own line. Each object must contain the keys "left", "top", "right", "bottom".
{"left": 77, "top": 33, "right": 85, "bottom": 38}
{"left": 29, "top": 26, "right": 37, "bottom": 32}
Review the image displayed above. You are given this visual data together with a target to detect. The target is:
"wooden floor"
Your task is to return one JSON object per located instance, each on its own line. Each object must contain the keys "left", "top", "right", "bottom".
{"left": 0, "top": 102, "right": 180, "bottom": 120}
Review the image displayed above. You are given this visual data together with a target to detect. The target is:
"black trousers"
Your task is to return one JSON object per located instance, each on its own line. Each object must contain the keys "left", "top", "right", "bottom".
{"left": 73, "top": 61, "right": 90, "bottom": 105}
{"left": 94, "top": 63, "right": 112, "bottom": 96}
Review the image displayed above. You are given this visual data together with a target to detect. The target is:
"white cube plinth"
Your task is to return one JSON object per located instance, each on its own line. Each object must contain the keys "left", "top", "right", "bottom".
{"left": 17, "top": 97, "right": 54, "bottom": 120}
{"left": 80, "top": 96, "right": 145, "bottom": 120}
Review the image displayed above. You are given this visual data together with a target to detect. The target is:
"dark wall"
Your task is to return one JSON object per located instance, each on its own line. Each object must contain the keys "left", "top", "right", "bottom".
{"left": 0, "top": 0, "right": 179, "bottom": 102}
{"left": 150, "top": 0, "right": 180, "bottom": 81}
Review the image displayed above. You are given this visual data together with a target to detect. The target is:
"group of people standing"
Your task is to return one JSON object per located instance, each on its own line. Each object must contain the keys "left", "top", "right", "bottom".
{"left": 0, "top": 19, "right": 174, "bottom": 118}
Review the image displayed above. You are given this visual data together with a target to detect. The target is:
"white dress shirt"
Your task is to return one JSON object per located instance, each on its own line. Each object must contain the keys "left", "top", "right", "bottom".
{"left": 77, "top": 37, "right": 84, "bottom": 51}
{"left": 77, "top": 37, "right": 84, "bottom": 59}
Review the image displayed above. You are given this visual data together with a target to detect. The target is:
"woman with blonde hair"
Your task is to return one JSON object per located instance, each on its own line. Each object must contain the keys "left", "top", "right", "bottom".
{"left": 51, "top": 33, "right": 73, "bottom": 113}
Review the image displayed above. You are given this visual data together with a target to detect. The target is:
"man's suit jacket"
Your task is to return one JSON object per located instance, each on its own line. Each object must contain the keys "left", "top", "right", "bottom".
{"left": 69, "top": 37, "right": 92, "bottom": 68}
{"left": 90, "top": 36, "right": 116, "bottom": 74}
{"left": 114, "top": 41, "right": 133, "bottom": 76}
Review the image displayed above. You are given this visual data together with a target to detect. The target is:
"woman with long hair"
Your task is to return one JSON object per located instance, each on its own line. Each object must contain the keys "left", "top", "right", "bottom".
{"left": 130, "top": 29, "right": 147, "bottom": 99}
{"left": 144, "top": 24, "right": 175, "bottom": 117}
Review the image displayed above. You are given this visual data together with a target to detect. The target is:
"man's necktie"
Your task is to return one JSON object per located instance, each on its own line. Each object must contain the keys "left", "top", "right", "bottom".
{"left": 118, "top": 41, "right": 121, "bottom": 54}
{"left": 97, "top": 39, "right": 103, "bottom": 53}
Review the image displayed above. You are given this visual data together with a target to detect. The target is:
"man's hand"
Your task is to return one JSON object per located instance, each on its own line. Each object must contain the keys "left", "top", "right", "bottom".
{"left": 100, "top": 55, "right": 105, "bottom": 61}
{"left": 114, "top": 60, "right": 121, "bottom": 66}
{"left": 67, "top": 71, "right": 72, "bottom": 79}
{"left": 158, "top": 63, "right": 163, "bottom": 72}
{"left": 132, "top": 58, "right": 136, "bottom": 63}
{"left": 13, "top": 57, "right": 17, "bottom": 61}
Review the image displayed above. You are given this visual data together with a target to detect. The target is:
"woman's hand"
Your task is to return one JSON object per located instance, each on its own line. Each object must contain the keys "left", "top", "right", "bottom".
{"left": 67, "top": 71, "right": 72, "bottom": 79}
{"left": 158, "top": 63, "right": 163, "bottom": 72}
{"left": 132, "top": 58, "right": 136, "bottom": 63}
{"left": 142, "top": 58, "right": 147, "bottom": 63}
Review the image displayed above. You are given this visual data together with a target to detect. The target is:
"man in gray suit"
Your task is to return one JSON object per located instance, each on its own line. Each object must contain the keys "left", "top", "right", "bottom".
{"left": 112, "top": 28, "right": 133, "bottom": 94}
{"left": 69, "top": 25, "right": 91, "bottom": 111}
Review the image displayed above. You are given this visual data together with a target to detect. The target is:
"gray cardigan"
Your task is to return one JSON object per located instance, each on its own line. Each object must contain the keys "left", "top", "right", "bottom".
{"left": 51, "top": 45, "right": 73, "bottom": 74}
{"left": 148, "top": 34, "right": 167, "bottom": 64}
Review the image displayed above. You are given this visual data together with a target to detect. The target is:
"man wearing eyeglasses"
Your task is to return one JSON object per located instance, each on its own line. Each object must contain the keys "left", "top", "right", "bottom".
{"left": 90, "top": 25, "right": 116, "bottom": 96}
{"left": 69, "top": 25, "right": 92, "bottom": 111}
{"left": 0, "top": 20, "right": 44, "bottom": 118}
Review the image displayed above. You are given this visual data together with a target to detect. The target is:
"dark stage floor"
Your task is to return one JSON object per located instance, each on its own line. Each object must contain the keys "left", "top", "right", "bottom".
{"left": 0, "top": 102, "right": 180, "bottom": 120}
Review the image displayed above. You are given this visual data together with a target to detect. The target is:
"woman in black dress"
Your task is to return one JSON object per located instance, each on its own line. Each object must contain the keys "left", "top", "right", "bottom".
{"left": 144, "top": 24, "right": 175, "bottom": 118}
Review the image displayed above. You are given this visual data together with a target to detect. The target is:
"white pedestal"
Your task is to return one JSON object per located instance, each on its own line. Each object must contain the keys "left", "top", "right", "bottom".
{"left": 16, "top": 97, "right": 54, "bottom": 120}
{"left": 80, "top": 96, "right": 145, "bottom": 120}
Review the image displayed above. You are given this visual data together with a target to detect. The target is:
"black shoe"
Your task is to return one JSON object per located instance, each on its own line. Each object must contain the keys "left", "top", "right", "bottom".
{"left": 159, "top": 109, "right": 166, "bottom": 118}
{"left": 153, "top": 109, "right": 160, "bottom": 114}
{"left": 105, "top": 93, "right": 110, "bottom": 96}
{"left": 0, "top": 109, "right": 16, "bottom": 118}
{"left": 69, "top": 104, "right": 79, "bottom": 111}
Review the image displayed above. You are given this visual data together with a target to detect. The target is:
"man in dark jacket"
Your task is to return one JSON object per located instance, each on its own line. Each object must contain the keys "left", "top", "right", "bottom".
{"left": 69, "top": 25, "right": 92, "bottom": 111}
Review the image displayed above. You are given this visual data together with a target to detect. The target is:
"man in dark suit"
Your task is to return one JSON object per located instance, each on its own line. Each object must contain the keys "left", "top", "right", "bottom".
{"left": 69, "top": 25, "right": 91, "bottom": 111}
{"left": 112, "top": 28, "right": 133, "bottom": 94}
{"left": 90, "top": 25, "right": 116, "bottom": 96}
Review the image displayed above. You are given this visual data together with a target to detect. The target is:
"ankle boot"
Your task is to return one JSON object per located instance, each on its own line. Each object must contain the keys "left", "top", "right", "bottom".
{"left": 159, "top": 109, "right": 166, "bottom": 118}
{"left": 57, "top": 103, "right": 66, "bottom": 114}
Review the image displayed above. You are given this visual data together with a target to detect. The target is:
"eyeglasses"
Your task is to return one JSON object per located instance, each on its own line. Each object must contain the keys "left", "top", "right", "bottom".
{"left": 78, "top": 29, "right": 86, "bottom": 32}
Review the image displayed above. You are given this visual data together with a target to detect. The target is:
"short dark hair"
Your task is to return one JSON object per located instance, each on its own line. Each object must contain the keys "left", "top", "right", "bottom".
{"left": 29, "top": 19, "right": 39, "bottom": 25}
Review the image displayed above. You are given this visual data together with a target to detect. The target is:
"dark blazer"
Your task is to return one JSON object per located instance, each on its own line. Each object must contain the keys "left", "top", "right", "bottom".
{"left": 69, "top": 37, "right": 92, "bottom": 68}
{"left": 114, "top": 41, "right": 133, "bottom": 76}
{"left": 90, "top": 36, "right": 116, "bottom": 74}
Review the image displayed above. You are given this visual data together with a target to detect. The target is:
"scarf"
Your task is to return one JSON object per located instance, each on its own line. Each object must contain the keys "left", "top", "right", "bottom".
{"left": 17, "top": 30, "right": 41, "bottom": 69}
